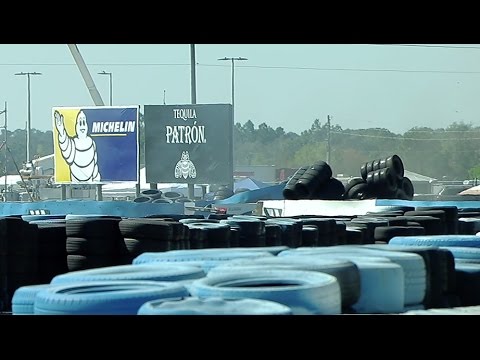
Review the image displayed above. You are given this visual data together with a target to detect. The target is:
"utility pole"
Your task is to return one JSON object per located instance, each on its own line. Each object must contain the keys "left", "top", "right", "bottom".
{"left": 15, "top": 72, "right": 42, "bottom": 163}
{"left": 327, "top": 115, "right": 331, "bottom": 165}
{"left": 218, "top": 56, "right": 248, "bottom": 192}
{"left": 0, "top": 102, "right": 6, "bottom": 200}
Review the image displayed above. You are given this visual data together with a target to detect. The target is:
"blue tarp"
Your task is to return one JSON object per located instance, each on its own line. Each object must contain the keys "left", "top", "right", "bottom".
{"left": 234, "top": 177, "right": 269, "bottom": 191}
{"left": 216, "top": 183, "right": 286, "bottom": 204}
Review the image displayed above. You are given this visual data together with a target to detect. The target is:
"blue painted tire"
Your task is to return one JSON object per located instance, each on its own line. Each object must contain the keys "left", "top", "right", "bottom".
{"left": 34, "top": 281, "right": 188, "bottom": 315}
{"left": 208, "top": 257, "right": 360, "bottom": 308}
{"left": 51, "top": 264, "right": 205, "bottom": 285}
{"left": 279, "top": 246, "right": 425, "bottom": 306}
{"left": 138, "top": 296, "right": 292, "bottom": 315}
{"left": 389, "top": 235, "right": 480, "bottom": 247}
{"left": 189, "top": 269, "right": 341, "bottom": 315}
{"left": 12, "top": 284, "right": 51, "bottom": 315}
{"left": 349, "top": 261, "right": 405, "bottom": 314}
{"left": 225, "top": 246, "right": 289, "bottom": 256}
{"left": 133, "top": 249, "right": 273, "bottom": 265}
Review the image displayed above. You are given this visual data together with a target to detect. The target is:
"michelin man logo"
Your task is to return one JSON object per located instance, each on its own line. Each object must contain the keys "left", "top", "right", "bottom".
{"left": 174, "top": 151, "right": 196, "bottom": 179}
{"left": 54, "top": 110, "right": 101, "bottom": 182}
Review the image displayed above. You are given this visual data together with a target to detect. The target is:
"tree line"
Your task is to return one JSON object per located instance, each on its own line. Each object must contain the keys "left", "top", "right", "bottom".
{"left": 1, "top": 117, "right": 479, "bottom": 181}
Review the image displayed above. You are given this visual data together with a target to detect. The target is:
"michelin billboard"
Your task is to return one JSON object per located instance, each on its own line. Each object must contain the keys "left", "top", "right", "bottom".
{"left": 52, "top": 106, "right": 139, "bottom": 184}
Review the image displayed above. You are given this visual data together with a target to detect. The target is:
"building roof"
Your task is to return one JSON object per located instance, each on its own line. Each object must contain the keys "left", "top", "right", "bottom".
{"left": 404, "top": 169, "right": 436, "bottom": 182}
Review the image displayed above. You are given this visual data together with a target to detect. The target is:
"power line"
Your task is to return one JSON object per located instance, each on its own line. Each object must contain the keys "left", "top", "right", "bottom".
{"left": 331, "top": 130, "right": 480, "bottom": 141}
{"left": 371, "top": 44, "right": 480, "bottom": 50}
{"left": 1, "top": 62, "right": 480, "bottom": 74}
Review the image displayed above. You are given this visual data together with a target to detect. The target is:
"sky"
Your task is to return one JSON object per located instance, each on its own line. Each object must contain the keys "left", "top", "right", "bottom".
{"left": 0, "top": 44, "right": 479, "bottom": 134}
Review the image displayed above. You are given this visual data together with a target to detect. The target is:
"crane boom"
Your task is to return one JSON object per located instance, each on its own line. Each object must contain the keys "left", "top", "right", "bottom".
{"left": 67, "top": 44, "right": 105, "bottom": 106}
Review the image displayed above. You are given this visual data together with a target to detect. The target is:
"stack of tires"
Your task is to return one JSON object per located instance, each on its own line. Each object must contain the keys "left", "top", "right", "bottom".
{"left": 32, "top": 221, "right": 68, "bottom": 284}
{"left": 66, "top": 216, "right": 124, "bottom": 271}
{"left": 0, "top": 217, "right": 38, "bottom": 312}
{"left": 344, "top": 154, "right": 413, "bottom": 200}
{"left": 283, "top": 161, "right": 344, "bottom": 200}
{"left": 118, "top": 218, "right": 175, "bottom": 264}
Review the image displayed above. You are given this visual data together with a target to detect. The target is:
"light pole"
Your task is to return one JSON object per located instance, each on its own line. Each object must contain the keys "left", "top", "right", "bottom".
{"left": 15, "top": 72, "right": 42, "bottom": 163}
{"left": 218, "top": 57, "right": 247, "bottom": 193}
{"left": 98, "top": 70, "right": 113, "bottom": 106}
{"left": 217, "top": 57, "right": 248, "bottom": 123}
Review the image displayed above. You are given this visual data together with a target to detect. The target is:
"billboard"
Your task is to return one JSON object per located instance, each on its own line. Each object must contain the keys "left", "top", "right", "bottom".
{"left": 52, "top": 106, "right": 139, "bottom": 184}
{"left": 144, "top": 104, "right": 233, "bottom": 184}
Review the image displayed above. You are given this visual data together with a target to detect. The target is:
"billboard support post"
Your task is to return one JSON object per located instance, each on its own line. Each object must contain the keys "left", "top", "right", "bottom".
{"left": 188, "top": 44, "right": 197, "bottom": 200}
{"left": 96, "top": 184, "right": 103, "bottom": 201}
{"left": 61, "top": 184, "right": 66, "bottom": 200}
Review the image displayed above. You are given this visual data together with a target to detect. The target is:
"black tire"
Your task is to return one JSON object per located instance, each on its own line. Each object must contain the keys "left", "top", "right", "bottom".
{"left": 455, "top": 264, "right": 480, "bottom": 306}
{"left": 265, "top": 224, "right": 282, "bottom": 247}
{"left": 119, "top": 219, "right": 173, "bottom": 240}
{"left": 302, "top": 225, "right": 319, "bottom": 247}
{"left": 458, "top": 218, "right": 480, "bottom": 235}
{"left": 67, "top": 255, "right": 117, "bottom": 272}
{"left": 66, "top": 218, "right": 122, "bottom": 238}
{"left": 346, "top": 182, "right": 371, "bottom": 200}
{"left": 66, "top": 236, "right": 120, "bottom": 256}
{"left": 395, "top": 216, "right": 444, "bottom": 235}
{"left": 346, "top": 227, "right": 365, "bottom": 245}
{"left": 133, "top": 196, "right": 153, "bottom": 203}
{"left": 400, "top": 177, "right": 414, "bottom": 199}
{"left": 184, "top": 223, "right": 231, "bottom": 249}
{"left": 374, "top": 226, "right": 416, "bottom": 243}
{"left": 366, "top": 168, "right": 397, "bottom": 193}
{"left": 312, "top": 177, "right": 345, "bottom": 200}
{"left": 294, "top": 161, "right": 333, "bottom": 198}
{"left": 152, "top": 198, "right": 173, "bottom": 204}
{"left": 124, "top": 237, "right": 172, "bottom": 255}
{"left": 283, "top": 166, "right": 309, "bottom": 200}
{"left": 162, "top": 191, "right": 185, "bottom": 201}
{"left": 344, "top": 177, "right": 366, "bottom": 195}
{"left": 37, "top": 225, "right": 67, "bottom": 257}
{"left": 141, "top": 189, "right": 163, "bottom": 199}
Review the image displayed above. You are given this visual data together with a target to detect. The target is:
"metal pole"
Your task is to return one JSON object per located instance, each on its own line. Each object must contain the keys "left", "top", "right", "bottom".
{"left": 68, "top": 45, "right": 105, "bottom": 106}
{"left": 96, "top": 184, "right": 103, "bottom": 201}
{"left": 27, "top": 73, "right": 31, "bottom": 163}
{"left": 1, "top": 102, "right": 6, "bottom": 201}
{"left": 188, "top": 44, "right": 197, "bottom": 200}
{"left": 327, "top": 115, "right": 331, "bottom": 165}
{"left": 217, "top": 57, "right": 247, "bottom": 194}
{"left": 229, "top": 59, "right": 236, "bottom": 193}
{"left": 231, "top": 59, "right": 235, "bottom": 122}
{"left": 109, "top": 73, "right": 112, "bottom": 106}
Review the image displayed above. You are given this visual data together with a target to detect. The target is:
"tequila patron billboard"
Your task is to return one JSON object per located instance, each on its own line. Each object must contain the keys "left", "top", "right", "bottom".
{"left": 144, "top": 104, "right": 233, "bottom": 184}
